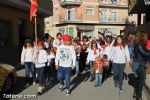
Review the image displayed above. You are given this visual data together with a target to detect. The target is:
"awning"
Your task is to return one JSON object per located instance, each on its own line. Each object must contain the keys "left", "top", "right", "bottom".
{"left": 77, "top": 25, "right": 95, "bottom": 31}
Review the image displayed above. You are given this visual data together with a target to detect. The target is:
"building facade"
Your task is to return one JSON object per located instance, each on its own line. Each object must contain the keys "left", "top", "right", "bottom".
{"left": 129, "top": 0, "right": 150, "bottom": 34}
{"left": 45, "top": 0, "right": 137, "bottom": 39}
{"left": 0, "top": 0, "right": 53, "bottom": 66}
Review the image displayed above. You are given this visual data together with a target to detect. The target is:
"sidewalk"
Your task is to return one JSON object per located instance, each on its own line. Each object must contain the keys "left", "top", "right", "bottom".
{"left": 145, "top": 74, "right": 150, "bottom": 94}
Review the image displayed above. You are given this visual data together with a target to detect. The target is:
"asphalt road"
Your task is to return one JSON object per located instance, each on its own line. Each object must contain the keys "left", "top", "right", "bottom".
{"left": 5, "top": 68, "right": 148, "bottom": 100}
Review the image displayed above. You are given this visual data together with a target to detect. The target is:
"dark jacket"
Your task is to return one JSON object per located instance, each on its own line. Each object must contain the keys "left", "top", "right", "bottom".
{"left": 133, "top": 44, "right": 150, "bottom": 65}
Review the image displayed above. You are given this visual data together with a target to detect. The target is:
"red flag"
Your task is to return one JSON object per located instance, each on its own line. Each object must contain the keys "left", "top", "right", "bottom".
{"left": 30, "top": 0, "right": 38, "bottom": 21}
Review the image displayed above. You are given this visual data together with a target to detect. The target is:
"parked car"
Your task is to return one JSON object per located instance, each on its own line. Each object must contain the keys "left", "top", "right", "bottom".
{"left": 0, "top": 62, "right": 17, "bottom": 93}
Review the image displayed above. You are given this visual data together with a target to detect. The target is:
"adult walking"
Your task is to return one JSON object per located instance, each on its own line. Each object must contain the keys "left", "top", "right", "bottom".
{"left": 21, "top": 39, "right": 36, "bottom": 86}
{"left": 132, "top": 31, "right": 150, "bottom": 100}
{"left": 111, "top": 35, "right": 130, "bottom": 90}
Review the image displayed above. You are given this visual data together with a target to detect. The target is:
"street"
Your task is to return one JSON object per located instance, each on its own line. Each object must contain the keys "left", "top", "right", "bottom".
{"left": 9, "top": 68, "right": 148, "bottom": 100}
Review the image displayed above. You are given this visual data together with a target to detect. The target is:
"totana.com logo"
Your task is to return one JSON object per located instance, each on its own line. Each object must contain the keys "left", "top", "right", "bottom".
{"left": 144, "top": 0, "right": 150, "bottom": 5}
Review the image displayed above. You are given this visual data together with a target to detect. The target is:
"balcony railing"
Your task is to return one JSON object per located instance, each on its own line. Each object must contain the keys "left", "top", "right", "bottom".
{"left": 59, "top": 13, "right": 83, "bottom": 24}
{"left": 99, "top": 1, "right": 128, "bottom": 8}
{"left": 99, "top": 18, "right": 126, "bottom": 24}
{"left": 59, "top": 0, "right": 83, "bottom": 6}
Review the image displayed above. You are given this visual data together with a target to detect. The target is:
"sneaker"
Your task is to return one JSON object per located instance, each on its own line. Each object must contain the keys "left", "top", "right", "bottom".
{"left": 66, "top": 90, "right": 70, "bottom": 95}
{"left": 119, "top": 87, "right": 123, "bottom": 90}
{"left": 58, "top": 85, "right": 64, "bottom": 91}
{"left": 99, "top": 84, "right": 102, "bottom": 86}
{"left": 33, "top": 82, "right": 36, "bottom": 85}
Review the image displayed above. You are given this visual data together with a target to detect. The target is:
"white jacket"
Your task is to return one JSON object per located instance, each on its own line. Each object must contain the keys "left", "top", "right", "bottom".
{"left": 53, "top": 38, "right": 61, "bottom": 48}
{"left": 86, "top": 48, "right": 100, "bottom": 62}
{"left": 33, "top": 48, "right": 48, "bottom": 68}
{"left": 21, "top": 47, "right": 34, "bottom": 62}
{"left": 111, "top": 45, "right": 130, "bottom": 64}
{"left": 55, "top": 44, "right": 76, "bottom": 68}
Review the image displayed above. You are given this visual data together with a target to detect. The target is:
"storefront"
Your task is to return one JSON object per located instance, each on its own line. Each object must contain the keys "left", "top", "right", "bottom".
{"left": 77, "top": 25, "right": 95, "bottom": 40}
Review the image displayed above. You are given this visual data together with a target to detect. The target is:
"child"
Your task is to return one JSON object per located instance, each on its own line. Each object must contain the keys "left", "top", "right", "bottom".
{"left": 72, "top": 38, "right": 81, "bottom": 77}
{"left": 92, "top": 57, "right": 104, "bottom": 87}
{"left": 33, "top": 41, "right": 47, "bottom": 95}
{"left": 47, "top": 48, "right": 56, "bottom": 78}
{"left": 55, "top": 34, "right": 76, "bottom": 95}
{"left": 102, "top": 55, "right": 109, "bottom": 81}
{"left": 111, "top": 35, "right": 130, "bottom": 90}
{"left": 86, "top": 40, "right": 100, "bottom": 81}
{"left": 21, "top": 39, "right": 35, "bottom": 86}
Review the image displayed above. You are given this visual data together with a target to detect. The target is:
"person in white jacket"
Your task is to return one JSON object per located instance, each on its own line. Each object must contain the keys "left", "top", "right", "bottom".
{"left": 86, "top": 40, "right": 100, "bottom": 81}
{"left": 33, "top": 41, "right": 47, "bottom": 95}
{"left": 21, "top": 39, "right": 35, "bottom": 86}
{"left": 55, "top": 34, "right": 76, "bottom": 95}
{"left": 53, "top": 32, "right": 62, "bottom": 48}
{"left": 111, "top": 35, "right": 130, "bottom": 90}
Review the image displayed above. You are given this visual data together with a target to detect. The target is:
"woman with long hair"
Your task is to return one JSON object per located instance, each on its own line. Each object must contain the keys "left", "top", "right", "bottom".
{"left": 21, "top": 39, "right": 36, "bottom": 86}
{"left": 132, "top": 31, "right": 150, "bottom": 100}
{"left": 111, "top": 35, "right": 130, "bottom": 90}
{"left": 86, "top": 40, "right": 100, "bottom": 81}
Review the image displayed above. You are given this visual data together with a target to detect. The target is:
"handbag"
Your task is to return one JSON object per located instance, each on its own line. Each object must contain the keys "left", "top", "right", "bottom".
{"left": 131, "top": 59, "right": 139, "bottom": 72}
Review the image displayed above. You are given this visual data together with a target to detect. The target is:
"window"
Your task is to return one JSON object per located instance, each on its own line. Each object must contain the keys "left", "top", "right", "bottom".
{"left": 112, "top": 11, "right": 117, "bottom": 21}
{"left": 101, "top": 10, "right": 108, "bottom": 21}
{"left": 83, "top": 31, "right": 93, "bottom": 38}
{"left": 67, "top": 6, "right": 75, "bottom": 20}
{"left": 86, "top": 7, "right": 94, "bottom": 15}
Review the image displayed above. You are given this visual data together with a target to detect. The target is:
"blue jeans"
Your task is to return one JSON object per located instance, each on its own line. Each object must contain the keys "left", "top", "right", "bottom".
{"left": 95, "top": 73, "right": 102, "bottom": 86}
{"left": 24, "top": 62, "right": 35, "bottom": 83}
{"left": 57, "top": 67, "right": 71, "bottom": 90}
{"left": 36, "top": 67, "right": 45, "bottom": 86}
{"left": 89, "top": 61, "right": 95, "bottom": 79}
{"left": 75, "top": 56, "right": 80, "bottom": 75}
{"left": 112, "top": 63, "right": 125, "bottom": 88}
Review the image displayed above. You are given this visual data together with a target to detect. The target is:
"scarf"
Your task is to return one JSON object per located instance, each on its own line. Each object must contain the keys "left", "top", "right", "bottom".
{"left": 102, "top": 44, "right": 110, "bottom": 52}
{"left": 117, "top": 44, "right": 123, "bottom": 50}
{"left": 93, "top": 48, "right": 97, "bottom": 55}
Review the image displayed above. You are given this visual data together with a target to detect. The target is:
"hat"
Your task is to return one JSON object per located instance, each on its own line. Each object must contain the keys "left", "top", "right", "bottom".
{"left": 146, "top": 40, "right": 150, "bottom": 49}
{"left": 62, "top": 34, "right": 71, "bottom": 41}
{"left": 25, "top": 39, "right": 32, "bottom": 44}
{"left": 37, "top": 41, "right": 44, "bottom": 47}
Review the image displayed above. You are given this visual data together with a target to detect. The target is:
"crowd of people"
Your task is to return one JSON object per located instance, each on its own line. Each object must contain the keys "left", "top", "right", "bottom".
{"left": 21, "top": 31, "right": 150, "bottom": 100}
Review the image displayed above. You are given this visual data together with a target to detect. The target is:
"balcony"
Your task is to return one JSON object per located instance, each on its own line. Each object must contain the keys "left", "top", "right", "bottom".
{"left": 59, "top": 0, "right": 83, "bottom": 6}
{"left": 99, "top": 1, "right": 128, "bottom": 8}
{"left": 59, "top": 13, "right": 83, "bottom": 24}
{"left": 99, "top": 18, "right": 126, "bottom": 24}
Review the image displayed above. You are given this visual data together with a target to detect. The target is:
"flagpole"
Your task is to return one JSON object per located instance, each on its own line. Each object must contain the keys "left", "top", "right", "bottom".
{"left": 34, "top": 15, "right": 38, "bottom": 45}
